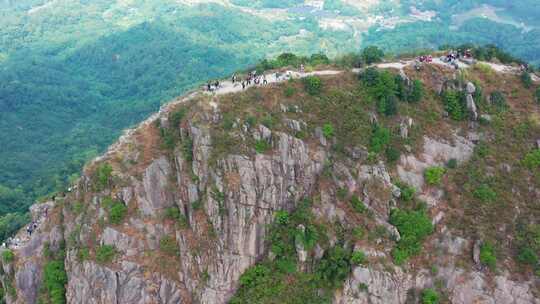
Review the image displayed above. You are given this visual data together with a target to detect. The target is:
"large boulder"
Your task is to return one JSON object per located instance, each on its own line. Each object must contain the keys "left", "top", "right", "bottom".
{"left": 466, "top": 82, "right": 476, "bottom": 94}
{"left": 466, "top": 94, "right": 478, "bottom": 121}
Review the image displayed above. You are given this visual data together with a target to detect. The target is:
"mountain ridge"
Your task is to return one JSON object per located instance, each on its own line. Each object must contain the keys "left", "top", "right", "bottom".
{"left": 1, "top": 50, "right": 539, "bottom": 303}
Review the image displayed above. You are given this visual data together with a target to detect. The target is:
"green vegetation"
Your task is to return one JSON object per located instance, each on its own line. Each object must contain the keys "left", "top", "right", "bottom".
{"left": 71, "top": 202, "right": 84, "bottom": 215}
{"left": 361, "top": 46, "right": 384, "bottom": 65}
{"left": 516, "top": 224, "right": 540, "bottom": 266}
{"left": 443, "top": 90, "right": 466, "bottom": 121}
{"left": 159, "top": 236, "right": 179, "bottom": 256}
{"left": 421, "top": 288, "right": 440, "bottom": 304}
{"left": 95, "top": 163, "right": 113, "bottom": 190}
{"left": 317, "top": 246, "right": 352, "bottom": 288}
{"left": 0, "top": 186, "right": 26, "bottom": 216}
{"left": 182, "top": 138, "right": 194, "bottom": 162}
{"left": 473, "top": 184, "right": 497, "bottom": 203}
{"left": 378, "top": 95, "right": 398, "bottom": 117}
{"left": 398, "top": 183, "right": 416, "bottom": 202}
{"left": 336, "top": 188, "right": 348, "bottom": 201}
{"left": 159, "top": 107, "right": 189, "bottom": 150}
{"left": 360, "top": 67, "right": 425, "bottom": 118}
{"left": 521, "top": 72, "right": 532, "bottom": 89}
{"left": 447, "top": 158, "right": 458, "bottom": 169}
{"left": 302, "top": 76, "right": 323, "bottom": 96}
{"left": 257, "top": 53, "right": 332, "bottom": 72}
{"left": 385, "top": 146, "right": 401, "bottom": 163}
{"left": 5, "top": 280, "right": 16, "bottom": 299}
{"left": 535, "top": 87, "right": 540, "bottom": 104}
{"left": 0, "top": 212, "right": 28, "bottom": 243}
{"left": 390, "top": 208, "right": 434, "bottom": 265}
{"left": 360, "top": 67, "right": 380, "bottom": 87}
{"left": 231, "top": 200, "right": 354, "bottom": 303}
{"left": 109, "top": 202, "right": 128, "bottom": 225}
{"left": 192, "top": 200, "right": 203, "bottom": 211}
{"left": 254, "top": 140, "right": 271, "bottom": 154}
{"left": 284, "top": 86, "right": 296, "bottom": 97}
{"left": 522, "top": 149, "right": 540, "bottom": 169}
{"left": 275, "top": 210, "right": 290, "bottom": 226}
{"left": 424, "top": 167, "right": 445, "bottom": 186}
{"left": 350, "top": 251, "right": 366, "bottom": 265}
{"left": 77, "top": 248, "right": 90, "bottom": 262}
{"left": 409, "top": 79, "right": 425, "bottom": 103}
{"left": 489, "top": 91, "right": 507, "bottom": 111}
{"left": 373, "top": 72, "right": 398, "bottom": 116}
{"left": 43, "top": 260, "right": 68, "bottom": 304}
{"left": 475, "top": 63, "right": 494, "bottom": 75}
{"left": 352, "top": 227, "right": 365, "bottom": 240}
{"left": 101, "top": 197, "right": 127, "bottom": 224}
{"left": 323, "top": 0, "right": 361, "bottom": 16}
{"left": 480, "top": 242, "right": 497, "bottom": 270}
{"left": 164, "top": 207, "right": 188, "bottom": 228}
{"left": 322, "top": 123, "right": 335, "bottom": 138}
{"left": 40, "top": 245, "right": 67, "bottom": 304}
{"left": 101, "top": 196, "right": 115, "bottom": 209}
{"left": 2, "top": 249, "right": 15, "bottom": 263}
{"left": 170, "top": 108, "right": 188, "bottom": 129}
{"left": 350, "top": 196, "right": 367, "bottom": 213}
{"left": 95, "top": 245, "right": 117, "bottom": 264}
{"left": 369, "top": 126, "right": 391, "bottom": 154}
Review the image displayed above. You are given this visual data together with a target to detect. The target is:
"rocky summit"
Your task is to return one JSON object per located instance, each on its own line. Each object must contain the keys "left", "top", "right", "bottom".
{"left": 1, "top": 52, "right": 540, "bottom": 304}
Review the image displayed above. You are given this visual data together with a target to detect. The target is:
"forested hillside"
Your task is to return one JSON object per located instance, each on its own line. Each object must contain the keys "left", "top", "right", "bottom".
{"left": 1, "top": 0, "right": 540, "bottom": 240}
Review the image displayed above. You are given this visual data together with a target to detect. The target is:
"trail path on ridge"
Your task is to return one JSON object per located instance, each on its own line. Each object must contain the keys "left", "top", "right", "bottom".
{"left": 204, "top": 69, "right": 342, "bottom": 97}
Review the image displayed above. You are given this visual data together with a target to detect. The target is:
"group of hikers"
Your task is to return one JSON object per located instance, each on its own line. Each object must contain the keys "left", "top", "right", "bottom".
{"left": 417, "top": 55, "right": 433, "bottom": 63}
{"left": 443, "top": 49, "right": 474, "bottom": 69}
{"left": 26, "top": 207, "right": 48, "bottom": 237}
{"left": 204, "top": 70, "right": 269, "bottom": 92}
{"left": 236, "top": 70, "right": 269, "bottom": 90}
{"left": 414, "top": 49, "right": 475, "bottom": 71}
{"left": 26, "top": 221, "right": 38, "bottom": 236}
{"left": 205, "top": 64, "right": 309, "bottom": 93}
{"left": 206, "top": 80, "right": 221, "bottom": 92}
{"left": 1, "top": 207, "right": 48, "bottom": 249}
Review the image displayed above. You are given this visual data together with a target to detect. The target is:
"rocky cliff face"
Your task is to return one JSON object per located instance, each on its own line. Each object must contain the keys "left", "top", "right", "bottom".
{"left": 1, "top": 63, "right": 539, "bottom": 304}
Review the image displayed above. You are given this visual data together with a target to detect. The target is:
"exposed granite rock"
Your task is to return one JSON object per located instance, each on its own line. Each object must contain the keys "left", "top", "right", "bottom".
{"left": 295, "top": 225, "right": 308, "bottom": 270}
{"left": 0, "top": 201, "right": 60, "bottom": 304}
{"left": 399, "top": 117, "right": 413, "bottom": 139}
{"left": 398, "top": 135, "right": 475, "bottom": 190}
{"left": 466, "top": 94, "right": 478, "bottom": 121}
{"left": 336, "top": 261, "right": 540, "bottom": 304}
{"left": 473, "top": 239, "right": 482, "bottom": 266}
{"left": 480, "top": 114, "right": 493, "bottom": 122}
{"left": 345, "top": 146, "right": 368, "bottom": 161}
{"left": 336, "top": 266, "right": 412, "bottom": 304}
{"left": 315, "top": 127, "right": 328, "bottom": 146}
{"left": 283, "top": 119, "right": 306, "bottom": 132}
{"left": 135, "top": 156, "right": 175, "bottom": 217}
{"left": 466, "top": 82, "right": 476, "bottom": 94}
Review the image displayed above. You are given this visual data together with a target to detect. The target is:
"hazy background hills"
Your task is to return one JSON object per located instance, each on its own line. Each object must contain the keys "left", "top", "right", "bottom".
{"left": 1, "top": 0, "right": 539, "bottom": 224}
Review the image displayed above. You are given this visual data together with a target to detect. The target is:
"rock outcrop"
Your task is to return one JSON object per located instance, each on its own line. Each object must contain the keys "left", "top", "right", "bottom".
{"left": 1, "top": 66, "right": 538, "bottom": 304}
